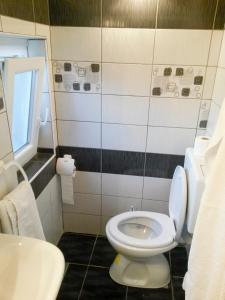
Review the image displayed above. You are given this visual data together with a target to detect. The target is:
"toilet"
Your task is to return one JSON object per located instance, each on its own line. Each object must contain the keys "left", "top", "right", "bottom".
{"left": 106, "top": 148, "right": 205, "bottom": 288}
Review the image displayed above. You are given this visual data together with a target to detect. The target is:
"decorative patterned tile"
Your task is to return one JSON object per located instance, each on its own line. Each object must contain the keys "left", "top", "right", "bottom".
{"left": 151, "top": 65, "right": 205, "bottom": 99}
{"left": 170, "top": 247, "right": 188, "bottom": 277}
{"left": 57, "top": 264, "right": 87, "bottom": 300}
{"left": 79, "top": 266, "right": 126, "bottom": 300}
{"left": 90, "top": 236, "right": 116, "bottom": 268}
{"left": 49, "top": 0, "right": 101, "bottom": 27}
{"left": 102, "top": 0, "right": 157, "bottom": 29}
{"left": 57, "top": 232, "right": 96, "bottom": 264}
{"left": 127, "top": 286, "right": 172, "bottom": 300}
{"left": 53, "top": 61, "right": 101, "bottom": 93}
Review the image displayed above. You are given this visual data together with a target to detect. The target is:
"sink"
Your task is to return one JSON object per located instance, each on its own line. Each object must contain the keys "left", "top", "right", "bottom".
{"left": 0, "top": 234, "right": 65, "bottom": 300}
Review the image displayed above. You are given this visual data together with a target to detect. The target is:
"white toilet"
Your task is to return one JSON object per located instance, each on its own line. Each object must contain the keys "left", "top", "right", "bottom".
{"left": 106, "top": 148, "right": 205, "bottom": 288}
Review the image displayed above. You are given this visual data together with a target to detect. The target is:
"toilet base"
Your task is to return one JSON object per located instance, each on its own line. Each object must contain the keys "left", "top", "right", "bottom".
{"left": 109, "top": 253, "right": 170, "bottom": 289}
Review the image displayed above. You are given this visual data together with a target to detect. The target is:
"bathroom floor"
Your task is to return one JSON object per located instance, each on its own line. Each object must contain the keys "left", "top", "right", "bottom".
{"left": 57, "top": 233, "right": 187, "bottom": 300}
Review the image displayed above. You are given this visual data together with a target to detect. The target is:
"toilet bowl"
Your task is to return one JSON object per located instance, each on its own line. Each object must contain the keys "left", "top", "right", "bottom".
{"left": 106, "top": 166, "right": 187, "bottom": 288}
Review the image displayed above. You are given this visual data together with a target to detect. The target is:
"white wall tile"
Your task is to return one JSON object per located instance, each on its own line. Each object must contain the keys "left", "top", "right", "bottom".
{"left": 63, "top": 212, "right": 100, "bottom": 234}
{"left": 0, "top": 113, "right": 12, "bottom": 159}
{"left": 212, "top": 67, "right": 225, "bottom": 107}
{"left": 149, "top": 98, "right": 200, "bottom": 128}
{"left": 154, "top": 29, "right": 211, "bottom": 65}
{"left": 1, "top": 16, "right": 35, "bottom": 36}
{"left": 147, "top": 127, "right": 196, "bottom": 155}
{"left": 202, "top": 67, "right": 217, "bottom": 100}
{"left": 208, "top": 30, "right": 223, "bottom": 66}
{"left": 57, "top": 120, "right": 101, "bottom": 148}
{"left": 63, "top": 193, "right": 101, "bottom": 215}
{"left": 102, "top": 123, "right": 147, "bottom": 152}
{"left": 142, "top": 200, "right": 169, "bottom": 215}
{"left": 55, "top": 92, "right": 101, "bottom": 122}
{"left": 74, "top": 171, "right": 101, "bottom": 195}
{"left": 102, "top": 95, "right": 149, "bottom": 125}
{"left": 102, "top": 173, "right": 143, "bottom": 198}
{"left": 100, "top": 216, "right": 111, "bottom": 236}
{"left": 218, "top": 30, "right": 225, "bottom": 68}
{"left": 143, "top": 177, "right": 171, "bottom": 201}
{"left": 102, "top": 28, "right": 155, "bottom": 64}
{"left": 102, "top": 196, "right": 142, "bottom": 216}
{"left": 102, "top": 63, "right": 152, "bottom": 96}
{"left": 35, "top": 23, "right": 51, "bottom": 60}
{"left": 51, "top": 27, "right": 101, "bottom": 61}
{"left": 207, "top": 101, "right": 221, "bottom": 136}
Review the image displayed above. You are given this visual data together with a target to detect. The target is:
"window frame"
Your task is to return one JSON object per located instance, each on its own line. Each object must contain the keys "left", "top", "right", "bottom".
{"left": 4, "top": 57, "right": 45, "bottom": 166}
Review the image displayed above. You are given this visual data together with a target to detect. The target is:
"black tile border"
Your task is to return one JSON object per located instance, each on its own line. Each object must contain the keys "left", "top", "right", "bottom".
{"left": 31, "top": 157, "right": 56, "bottom": 198}
{"left": 0, "top": 0, "right": 50, "bottom": 25}
{"left": 145, "top": 153, "right": 185, "bottom": 179}
{"left": 102, "top": 149, "right": 145, "bottom": 176}
{"left": 48, "top": 0, "right": 225, "bottom": 29}
{"left": 49, "top": 0, "right": 102, "bottom": 27}
{"left": 57, "top": 146, "right": 185, "bottom": 179}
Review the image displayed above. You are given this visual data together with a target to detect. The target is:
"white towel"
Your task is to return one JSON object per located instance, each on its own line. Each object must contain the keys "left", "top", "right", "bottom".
{"left": 0, "top": 181, "right": 45, "bottom": 240}
{"left": 183, "top": 107, "right": 225, "bottom": 298}
{"left": 204, "top": 99, "right": 225, "bottom": 172}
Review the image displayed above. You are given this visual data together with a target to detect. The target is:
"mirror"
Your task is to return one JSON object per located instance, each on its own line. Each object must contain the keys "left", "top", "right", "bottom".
{"left": 0, "top": 36, "right": 55, "bottom": 180}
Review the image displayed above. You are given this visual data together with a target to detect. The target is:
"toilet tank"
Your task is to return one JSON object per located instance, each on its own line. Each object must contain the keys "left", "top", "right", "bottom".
{"left": 184, "top": 148, "right": 205, "bottom": 234}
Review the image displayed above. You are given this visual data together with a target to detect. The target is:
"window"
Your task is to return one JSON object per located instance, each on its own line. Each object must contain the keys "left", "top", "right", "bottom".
{"left": 4, "top": 57, "right": 45, "bottom": 165}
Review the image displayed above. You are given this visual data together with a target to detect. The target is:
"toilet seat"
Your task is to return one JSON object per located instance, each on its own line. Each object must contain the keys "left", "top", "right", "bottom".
{"left": 107, "top": 211, "right": 176, "bottom": 249}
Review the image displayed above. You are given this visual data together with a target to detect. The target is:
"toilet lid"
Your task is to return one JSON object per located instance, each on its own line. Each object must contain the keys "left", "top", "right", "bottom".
{"left": 169, "top": 166, "right": 187, "bottom": 241}
{"left": 107, "top": 211, "right": 176, "bottom": 249}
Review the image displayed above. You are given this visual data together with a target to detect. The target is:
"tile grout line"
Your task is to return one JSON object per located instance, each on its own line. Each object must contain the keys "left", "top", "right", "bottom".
{"left": 77, "top": 234, "right": 99, "bottom": 300}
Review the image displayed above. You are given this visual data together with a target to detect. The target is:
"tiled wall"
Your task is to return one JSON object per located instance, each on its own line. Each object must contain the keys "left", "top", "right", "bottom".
{"left": 207, "top": 30, "right": 225, "bottom": 134}
{"left": 50, "top": 0, "right": 225, "bottom": 234}
{"left": 0, "top": 2, "right": 62, "bottom": 243}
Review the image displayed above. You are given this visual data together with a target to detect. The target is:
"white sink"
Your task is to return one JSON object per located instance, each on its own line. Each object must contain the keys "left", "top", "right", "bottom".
{"left": 0, "top": 234, "right": 65, "bottom": 300}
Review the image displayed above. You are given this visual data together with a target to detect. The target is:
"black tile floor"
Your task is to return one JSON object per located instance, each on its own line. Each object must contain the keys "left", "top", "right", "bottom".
{"left": 57, "top": 233, "right": 187, "bottom": 300}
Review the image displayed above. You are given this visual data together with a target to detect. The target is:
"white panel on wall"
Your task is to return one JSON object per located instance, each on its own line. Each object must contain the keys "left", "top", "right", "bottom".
{"left": 74, "top": 171, "right": 101, "bottom": 195}
{"left": 63, "top": 212, "right": 100, "bottom": 234}
{"left": 218, "top": 31, "right": 225, "bottom": 68}
{"left": 202, "top": 67, "right": 217, "bottom": 100}
{"left": 102, "top": 63, "right": 152, "bottom": 96}
{"left": 208, "top": 30, "right": 223, "bottom": 67}
{"left": 102, "top": 173, "right": 143, "bottom": 198}
{"left": 35, "top": 23, "right": 52, "bottom": 60}
{"left": 102, "top": 123, "right": 147, "bottom": 152}
{"left": 57, "top": 120, "right": 101, "bottom": 148}
{"left": 143, "top": 177, "right": 172, "bottom": 201}
{"left": 51, "top": 27, "right": 101, "bottom": 61}
{"left": 102, "top": 95, "right": 149, "bottom": 125}
{"left": 207, "top": 101, "right": 221, "bottom": 136}
{"left": 102, "top": 28, "right": 155, "bottom": 64}
{"left": 55, "top": 92, "right": 101, "bottom": 122}
{"left": 212, "top": 67, "right": 225, "bottom": 107}
{"left": 64, "top": 193, "right": 101, "bottom": 215}
{"left": 0, "top": 113, "right": 12, "bottom": 159}
{"left": 1, "top": 16, "right": 35, "bottom": 36}
{"left": 38, "top": 122, "right": 54, "bottom": 149}
{"left": 102, "top": 196, "right": 142, "bottom": 216}
{"left": 147, "top": 127, "right": 196, "bottom": 155}
{"left": 41, "top": 93, "right": 53, "bottom": 122}
{"left": 149, "top": 98, "right": 200, "bottom": 128}
{"left": 142, "top": 199, "right": 169, "bottom": 215}
{"left": 154, "top": 29, "right": 211, "bottom": 65}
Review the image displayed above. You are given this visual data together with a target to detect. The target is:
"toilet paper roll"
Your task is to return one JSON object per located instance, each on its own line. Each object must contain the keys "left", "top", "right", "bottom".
{"left": 56, "top": 155, "right": 75, "bottom": 176}
{"left": 194, "top": 136, "right": 210, "bottom": 157}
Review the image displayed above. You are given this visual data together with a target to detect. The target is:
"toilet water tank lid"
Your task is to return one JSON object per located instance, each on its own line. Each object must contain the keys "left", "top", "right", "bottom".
{"left": 169, "top": 166, "right": 187, "bottom": 241}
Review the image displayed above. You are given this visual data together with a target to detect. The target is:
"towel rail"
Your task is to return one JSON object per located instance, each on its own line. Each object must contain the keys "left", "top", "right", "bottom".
{"left": 0, "top": 160, "right": 28, "bottom": 183}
